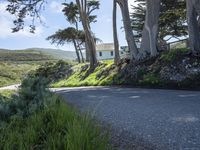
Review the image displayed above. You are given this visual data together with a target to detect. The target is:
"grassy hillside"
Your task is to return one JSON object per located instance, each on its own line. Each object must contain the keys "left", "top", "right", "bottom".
{"left": 0, "top": 62, "right": 38, "bottom": 87}
{"left": 0, "top": 48, "right": 78, "bottom": 87}
{"left": 0, "top": 49, "right": 53, "bottom": 62}
{"left": 52, "top": 60, "right": 115, "bottom": 87}
{"left": 27, "top": 48, "right": 78, "bottom": 61}
{"left": 49, "top": 48, "right": 200, "bottom": 90}
{"left": 0, "top": 48, "right": 78, "bottom": 62}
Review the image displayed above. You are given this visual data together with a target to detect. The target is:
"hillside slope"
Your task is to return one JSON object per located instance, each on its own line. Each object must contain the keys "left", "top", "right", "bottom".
{"left": 0, "top": 48, "right": 78, "bottom": 61}
{"left": 27, "top": 48, "right": 78, "bottom": 60}
{"left": 50, "top": 48, "right": 200, "bottom": 90}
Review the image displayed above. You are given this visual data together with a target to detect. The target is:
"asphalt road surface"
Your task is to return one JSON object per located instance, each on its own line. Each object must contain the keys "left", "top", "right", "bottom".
{"left": 54, "top": 87, "right": 200, "bottom": 150}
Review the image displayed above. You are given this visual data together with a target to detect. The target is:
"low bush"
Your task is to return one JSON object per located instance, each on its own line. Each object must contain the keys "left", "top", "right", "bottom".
{"left": 139, "top": 73, "right": 163, "bottom": 86}
{"left": 0, "top": 75, "right": 50, "bottom": 122}
{"left": 33, "top": 60, "right": 72, "bottom": 83}
{"left": 160, "top": 48, "right": 189, "bottom": 62}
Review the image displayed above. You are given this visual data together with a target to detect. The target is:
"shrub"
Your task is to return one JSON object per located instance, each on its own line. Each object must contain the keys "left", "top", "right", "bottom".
{"left": 0, "top": 70, "right": 111, "bottom": 150}
{"left": 0, "top": 95, "right": 111, "bottom": 150}
{"left": 0, "top": 75, "right": 50, "bottom": 122}
{"left": 139, "top": 73, "right": 162, "bottom": 86}
{"left": 160, "top": 48, "right": 189, "bottom": 62}
{"left": 33, "top": 60, "right": 72, "bottom": 83}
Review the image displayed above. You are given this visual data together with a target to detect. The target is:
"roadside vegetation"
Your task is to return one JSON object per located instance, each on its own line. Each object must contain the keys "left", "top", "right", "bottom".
{"left": 0, "top": 74, "right": 111, "bottom": 150}
{"left": 0, "top": 62, "right": 38, "bottom": 87}
{"left": 36, "top": 48, "right": 199, "bottom": 90}
{"left": 0, "top": 49, "right": 74, "bottom": 87}
{"left": 52, "top": 60, "right": 115, "bottom": 87}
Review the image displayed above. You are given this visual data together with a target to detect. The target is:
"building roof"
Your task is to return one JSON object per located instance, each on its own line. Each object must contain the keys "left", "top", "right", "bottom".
{"left": 96, "top": 43, "right": 114, "bottom": 51}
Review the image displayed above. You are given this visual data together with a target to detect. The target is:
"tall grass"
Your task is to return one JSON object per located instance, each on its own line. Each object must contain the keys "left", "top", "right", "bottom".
{"left": 0, "top": 97, "right": 111, "bottom": 150}
{"left": 0, "top": 75, "right": 111, "bottom": 150}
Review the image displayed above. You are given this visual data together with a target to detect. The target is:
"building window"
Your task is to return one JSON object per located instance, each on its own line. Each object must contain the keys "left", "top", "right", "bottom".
{"left": 99, "top": 51, "right": 102, "bottom": 57}
{"left": 110, "top": 51, "right": 113, "bottom": 56}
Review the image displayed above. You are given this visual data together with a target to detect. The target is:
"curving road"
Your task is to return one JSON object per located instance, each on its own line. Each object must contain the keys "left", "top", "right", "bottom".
{"left": 54, "top": 87, "right": 200, "bottom": 150}
{"left": 0, "top": 84, "right": 20, "bottom": 91}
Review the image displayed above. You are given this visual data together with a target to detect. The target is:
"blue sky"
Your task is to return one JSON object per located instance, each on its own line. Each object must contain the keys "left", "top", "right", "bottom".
{"left": 0, "top": 0, "right": 137, "bottom": 51}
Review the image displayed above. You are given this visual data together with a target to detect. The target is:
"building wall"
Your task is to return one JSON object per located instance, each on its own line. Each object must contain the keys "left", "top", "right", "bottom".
{"left": 97, "top": 50, "right": 114, "bottom": 60}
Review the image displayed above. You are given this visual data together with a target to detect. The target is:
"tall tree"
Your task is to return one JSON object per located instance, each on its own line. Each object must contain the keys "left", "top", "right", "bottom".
{"left": 76, "top": 0, "right": 99, "bottom": 69}
{"left": 62, "top": 2, "right": 84, "bottom": 62}
{"left": 186, "top": 0, "right": 200, "bottom": 56}
{"left": 62, "top": 1, "right": 99, "bottom": 62}
{"left": 131, "top": 0, "right": 187, "bottom": 44}
{"left": 46, "top": 27, "right": 84, "bottom": 63}
{"left": 140, "top": 0, "right": 161, "bottom": 57}
{"left": 6, "top": 0, "right": 99, "bottom": 67}
{"left": 113, "top": 0, "right": 120, "bottom": 64}
{"left": 117, "top": 0, "right": 139, "bottom": 60}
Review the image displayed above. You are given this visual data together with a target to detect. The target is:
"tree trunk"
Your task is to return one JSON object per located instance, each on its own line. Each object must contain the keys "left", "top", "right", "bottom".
{"left": 113, "top": 0, "right": 120, "bottom": 64}
{"left": 140, "top": 0, "right": 161, "bottom": 57}
{"left": 186, "top": 0, "right": 200, "bottom": 55}
{"left": 73, "top": 39, "right": 81, "bottom": 63}
{"left": 79, "top": 48, "right": 84, "bottom": 62}
{"left": 117, "top": 0, "right": 139, "bottom": 60}
{"left": 76, "top": 0, "right": 98, "bottom": 69}
{"left": 75, "top": 21, "right": 84, "bottom": 63}
{"left": 85, "top": 42, "right": 90, "bottom": 62}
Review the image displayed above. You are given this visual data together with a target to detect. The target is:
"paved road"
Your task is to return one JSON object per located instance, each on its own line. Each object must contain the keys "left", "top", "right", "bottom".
{"left": 0, "top": 84, "right": 20, "bottom": 91}
{"left": 55, "top": 87, "right": 200, "bottom": 150}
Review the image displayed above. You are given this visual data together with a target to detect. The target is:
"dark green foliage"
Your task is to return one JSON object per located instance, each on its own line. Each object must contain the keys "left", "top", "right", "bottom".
{"left": 139, "top": 73, "right": 162, "bottom": 86}
{"left": 33, "top": 60, "right": 72, "bottom": 83}
{"left": 46, "top": 27, "right": 86, "bottom": 46}
{"left": 178, "top": 73, "right": 200, "bottom": 89}
{"left": 0, "top": 71, "right": 111, "bottom": 149}
{"left": 131, "top": 0, "right": 187, "bottom": 42}
{"left": 0, "top": 75, "right": 50, "bottom": 121}
{"left": 62, "top": 1, "right": 99, "bottom": 24}
{"left": 160, "top": 48, "right": 189, "bottom": 62}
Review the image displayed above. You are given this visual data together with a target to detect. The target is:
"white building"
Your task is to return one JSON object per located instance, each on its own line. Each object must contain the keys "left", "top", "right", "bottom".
{"left": 96, "top": 43, "right": 127, "bottom": 60}
{"left": 95, "top": 43, "right": 141, "bottom": 60}
{"left": 96, "top": 43, "right": 115, "bottom": 60}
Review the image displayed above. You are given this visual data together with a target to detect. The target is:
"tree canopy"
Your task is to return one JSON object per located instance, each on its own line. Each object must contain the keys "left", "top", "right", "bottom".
{"left": 131, "top": 0, "right": 187, "bottom": 42}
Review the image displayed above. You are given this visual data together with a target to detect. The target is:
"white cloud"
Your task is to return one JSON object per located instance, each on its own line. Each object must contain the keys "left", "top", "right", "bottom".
{"left": 0, "top": 2, "right": 43, "bottom": 39}
{"left": 49, "top": 1, "right": 64, "bottom": 14}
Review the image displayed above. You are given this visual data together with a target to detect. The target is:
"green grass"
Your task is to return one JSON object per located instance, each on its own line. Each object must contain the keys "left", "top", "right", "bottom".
{"left": 160, "top": 48, "right": 189, "bottom": 62}
{"left": 51, "top": 60, "right": 117, "bottom": 87}
{"left": 0, "top": 90, "right": 16, "bottom": 98}
{"left": 0, "top": 75, "right": 111, "bottom": 150}
{"left": 0, "top": 90, "right": 16, "bottom": 102}
{"left": 0, "top": 62, "right": 38, "bottom": 87}
{"left": 139, "top": 73, "right": 163, "bottom": 86}
{"left": 0, "top": 97, "right": 111, "bottom": 150}
{"left": 0, "top": 49, "right": 54, "bottom": 61}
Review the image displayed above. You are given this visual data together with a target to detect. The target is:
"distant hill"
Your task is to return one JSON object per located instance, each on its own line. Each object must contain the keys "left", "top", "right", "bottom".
{"left": 0, "top": 48, "right": 78, "bottom": 62}
{"left": 26, "top": 48, "right": 78, "bottom": 60}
